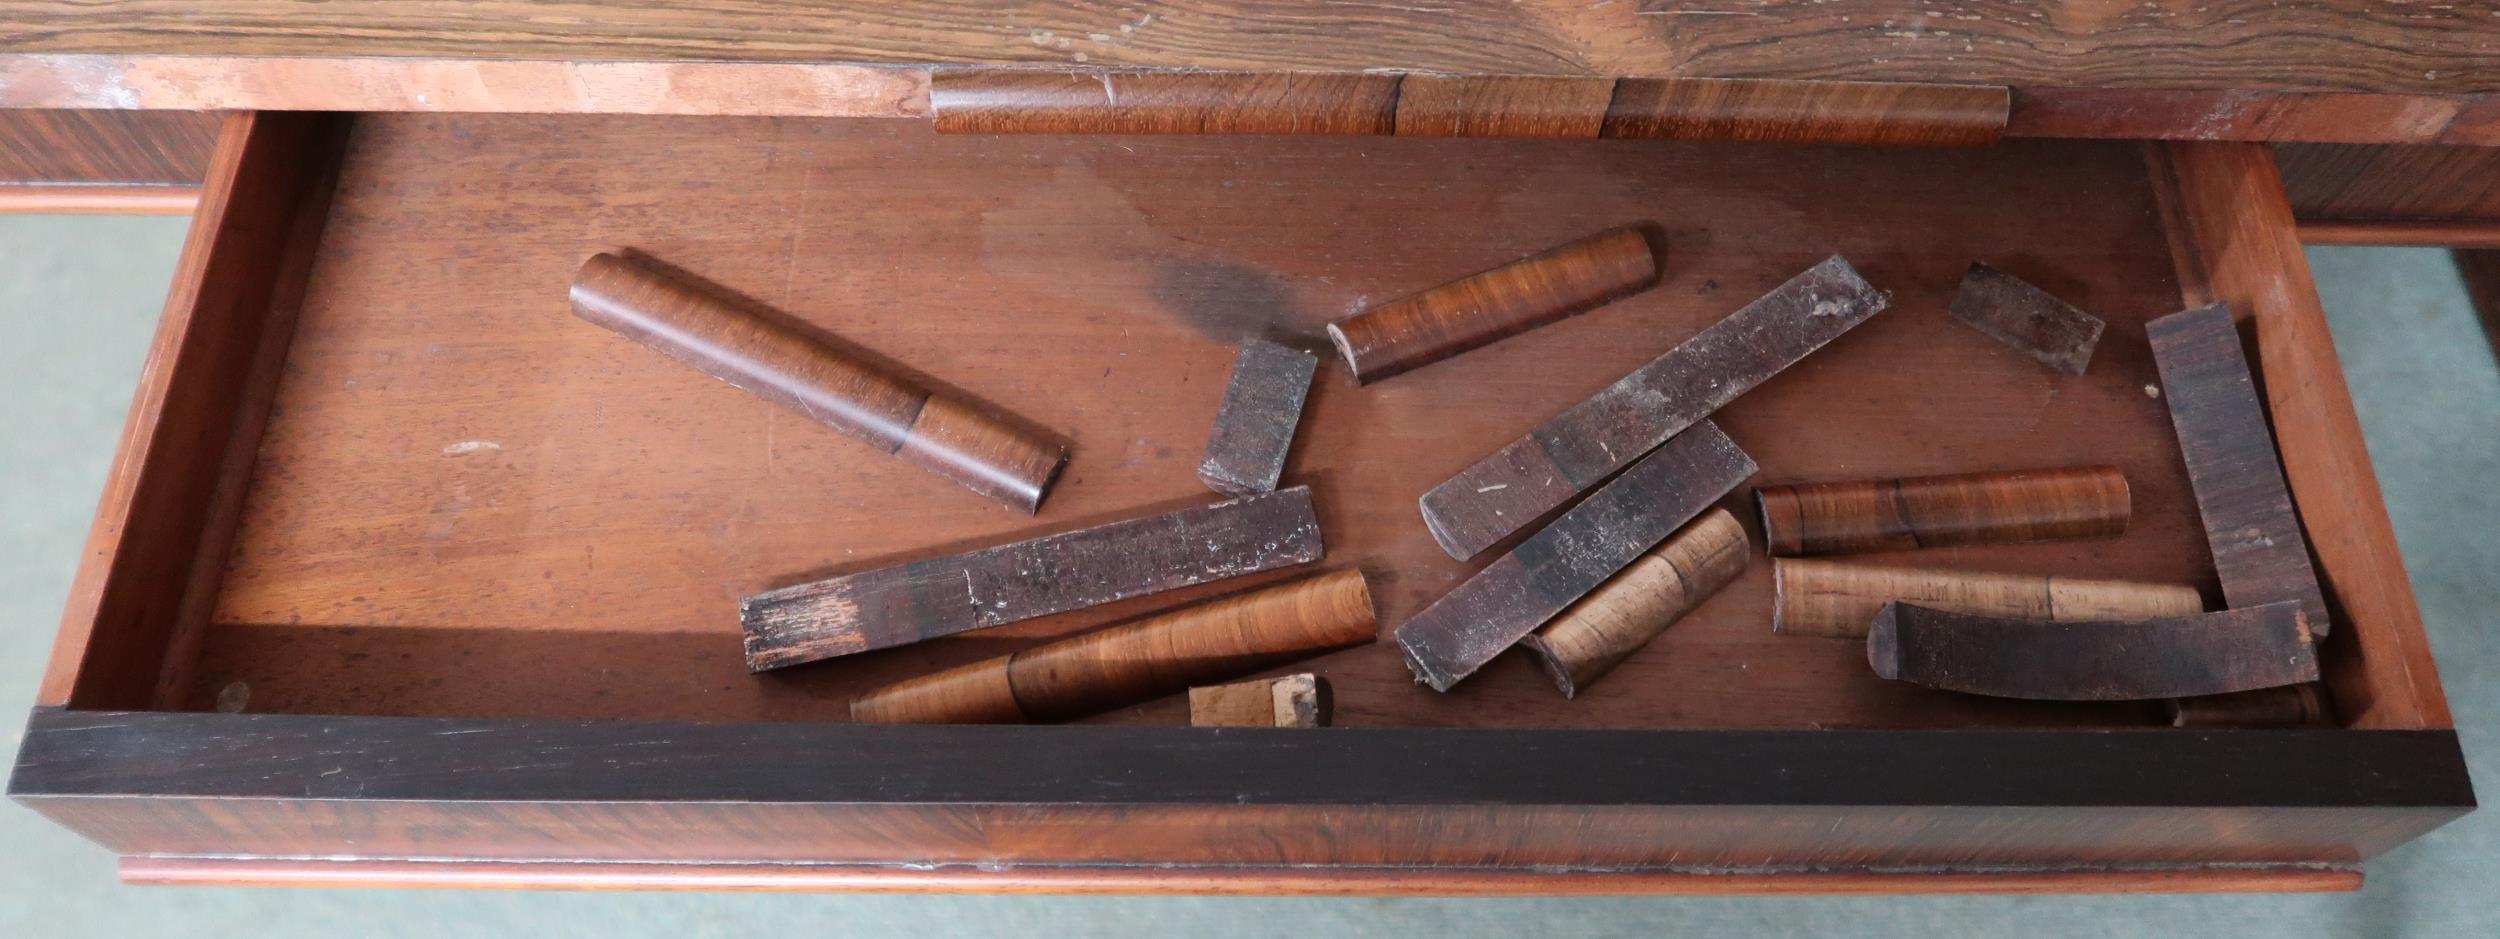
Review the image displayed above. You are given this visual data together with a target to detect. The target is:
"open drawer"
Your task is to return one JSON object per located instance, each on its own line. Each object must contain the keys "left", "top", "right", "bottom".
{"left": 8, "top": 111, "right": 2471, "bottom": 894}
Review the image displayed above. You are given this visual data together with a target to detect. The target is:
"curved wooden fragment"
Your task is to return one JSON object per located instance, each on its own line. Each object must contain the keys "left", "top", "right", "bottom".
{"left": 1867, "top": 601, "right": 2316, "bottom": 701}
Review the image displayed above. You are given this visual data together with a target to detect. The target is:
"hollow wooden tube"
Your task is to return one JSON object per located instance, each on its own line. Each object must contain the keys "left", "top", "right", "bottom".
{"left": 1772, "top": 559, "right": 2205, "bottom": 638}
{"left": 1324, "top": 226, "right": 1658, "bottom": 384}
{"left": 569, "top": 252, "right": 1065, "bottom": 513}
{"left": 1756, "top": 466, "right": 2129, "bottom": 557}
{"left": 1516, "top": 509, "right": 1748, "bottom": 697}
{"left": 850, "top": 569, "right": 1376, "bottom": 724}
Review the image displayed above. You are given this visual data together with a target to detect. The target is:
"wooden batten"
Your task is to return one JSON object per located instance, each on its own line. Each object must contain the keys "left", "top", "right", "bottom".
{"left": 930, "top": 70, "right": 1400, "bottom": 135}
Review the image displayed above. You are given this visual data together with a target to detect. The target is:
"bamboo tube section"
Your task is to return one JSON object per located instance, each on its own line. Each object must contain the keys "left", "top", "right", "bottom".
{"left": 851, "top": 569, "right": 1376, "bottom": 724}
{"left": 1755, "top": 466, "right": 2129, "bottom": 556}
{"left": 1516, "top": 509, "right": 1748, "bottom": 697}
{"left": 570, "top": 252, "right": 1066, "bottom": 513}
{"left": 1772, "top": 558, "right": 2206, "bottom": 638}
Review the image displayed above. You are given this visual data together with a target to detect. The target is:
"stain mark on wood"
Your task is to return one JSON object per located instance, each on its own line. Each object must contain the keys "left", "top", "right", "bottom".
{"left": 743, "top": 487, "right": 1323, "bottom": 670}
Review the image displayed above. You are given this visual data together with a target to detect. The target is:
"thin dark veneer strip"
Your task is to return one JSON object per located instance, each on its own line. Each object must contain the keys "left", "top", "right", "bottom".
{"left": 570, "top": 252, "right": 1067, "bottom": 513}
{"left": 1754, "top": 466, "right": 2131, "bottom": 557}
{"left": 1324, "top": 226, "right": 1658, "bottom": 384}
{"left": 1948, "top": 262, "right": 2106, "bottom": 376}
{"left": 1197, "top": 339, "right": 1318, "bottom": 496}
{"left": 742, "top": 486, "right": 1323, "bottom": 670}
{"left": 1418, "top": 255, "right": 1885, "bottom": 560}
{"left": 2146, "top": 303, "right": 2331, "bottom": 635}
{"left": 1867, "top": 601, "right": 2318, "bottom": 701}
{"left": 1396, "top": 421, "right": 1755, "bottom": 692}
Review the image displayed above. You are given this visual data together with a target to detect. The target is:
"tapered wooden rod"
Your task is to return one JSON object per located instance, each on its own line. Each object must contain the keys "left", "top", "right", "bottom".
{"left": 1772, "top": 559, "right": 2204, "bottom": 638}
{"left": 1517, "top": 509, "right": 1748, "bottom": 697}
{"left": 1325, "top": 226, "right": 1658, "bottom": 384}
{"left": 851, "top": 569, "right": 1376, "bottom": 724}
{"left": 1756, "top": 466, "right": 2129, "bottom": 557}
{"left": 570, "top": 252, "right": 1067, "bottom": 513}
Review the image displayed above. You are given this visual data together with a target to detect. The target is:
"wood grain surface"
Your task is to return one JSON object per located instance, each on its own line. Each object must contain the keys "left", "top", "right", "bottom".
{"left": 1197, "top": 339, "right": 1316, "bottom": 496}
{"left": 932, "top": 71, "right": 1399, "bottom": 135}
{"left": 1772, "top": 559, "right": 2205, "bottom": 639}
{"left": 1757, "top": 466, "right": 2130, "bottom": 557}
{"left": 1517, "top": 508, "right": 1748, "bottom": 698}
{"left": 8, "top": 2, "right": 2500, "bottom": 95}
{"left": 1869, "top": 601, "right": 2318, "bottom": 700}
{"left": 2145, "top": 304, "right": 2330, "bottom": 636}
{"left": 170, "top": 115, "right": 2247, "bottom": 731}
{"left": 1392, "top": 76, "right": 1617, "bottom": 140}
{"left": 2276, "top": 143, "right": 2500, "bottom": 223}
{"left": 852, "top": 569, "right": 1373, "bottom": 723}
{"left": 0, "top": 108, "right": 218, "bottom": 185}
{"left": 1396, "top": 422, "right": 1753, "bottom": 692}
{"left": 743, "top": 487, "right": 1321, "bottom": 669}
{"left": 1601, "top": 78, "right": 2005, "bottom": 146}
{"left": 571, "top": 252, "right": 1066, "bottom": 513}
{"left": 1949, "top": 261, "right": 2105, "bottom": 377}
{"left": 1326, "top": 225, "right": 1658, "bottom": 384}
{"left": 1420, "top": 255, "right": 1886, "bottom": 560}
{"left": 2148, "top": 140, "right": 2451, "bottom": 731}
{"left": 1188, "top": 673, "right": 1331, "bottom": 728}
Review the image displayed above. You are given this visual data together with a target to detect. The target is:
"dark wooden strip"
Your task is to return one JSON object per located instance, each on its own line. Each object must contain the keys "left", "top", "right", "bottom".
{"left": 1948, "top": 262, "right": 2106, "bottom": 376}
{"left": 570, "top": 252, "right": 1066, "bottom": 513}
{"left": 930, "top": 70, "right": 1399, "bottom": 135}
{"left": 1419, "top": 256, "right": 1886, "bottom": 560}
{"left": 1772, "top": 559, "right": 2204, "bottom": 639}
{"left": 1392, "top": 75, "right": 1616, "bottom": 139}
{"left": 2146, "top": 303, "right": 2331, "bottom": 635}
{"left": 1755, "top": 466, "right": 2130, "bottom": 557}
{"left": 2277, "top": 143, "right": 2500, "bottom": 223}
{"left": 1325, "top": 225, "right": 1658, "bottom": 384}
{"left": 1601, "top": 78, "right": 2008, "bottom": 146}
{"left": 1196, "top": 339, "right": 1317, "bottom": 496}
{"left": 12, "top": 708, "right": 2472, "bottom": 810}
{"left": 850, "top": 569, "right": 1374, "bottom": 723}
{"left": 1397, "top": 422, "right": 1754, "bottom": 692}
{"left": 0, "top": 109, "right": 220, "bottom": 185}
{"left": 741, "top": 486, "right": 1323, "bottom": 669}
{"left": 1869, "top": 601, "right": 2319, "bottom": 701}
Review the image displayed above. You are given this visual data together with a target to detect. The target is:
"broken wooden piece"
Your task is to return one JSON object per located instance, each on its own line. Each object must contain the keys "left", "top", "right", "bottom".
{"left": 1756, "top": 466, "right": 2129, "bottom": 557}
{"left": 2147, "top": 302, "right": 2332, "bottom": 636}
{"left": 1947, "top": 262, "right": 2106, "bottom": 376}
{"left": 1772, "top": 558, "right": 2203, "bottom": 638}
{"left": 1867, "top": 600, "right": 2318, "bottom": 700}
{"left": 1325, "top": 226, "right": 1657, "bottom": 385}
{"left": 2168, "top": 684, "right": 2334, "bottom": 727}
{"left": 1188, "top": 673, "right": 1333, "bottom": 727}
{"left": 570, "top": 252, "right": 1066, "bottom": 513}
{"left": 1418, "top": 255, "right": 1886, "bottom": 560}
{"left": 1396, "top": 421, "right": 1755, "bottom": 692}
{"left": 1196, "top": 339, "right": 1318, "bottom": 496}
{"left": 742, "top": 487, "right": 1324, "bottom": 670}
{"left": 851, "top": 569, "right": 1374, "bottom": 724}
{"left": 1517, "top": 508, "right": 1749, "bottom": 698}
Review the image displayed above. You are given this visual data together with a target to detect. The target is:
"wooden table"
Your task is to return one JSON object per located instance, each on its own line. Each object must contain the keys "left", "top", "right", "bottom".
{"left": 0, "top": 1, "right": 2483, "bottom": 895}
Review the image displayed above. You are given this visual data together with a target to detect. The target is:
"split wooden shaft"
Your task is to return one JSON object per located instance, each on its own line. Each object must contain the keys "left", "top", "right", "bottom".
{"left": 570, "top": 252, "right": 1065, "bottom": 513}
{"left": 850, "top": 569, "right": 1376, "bottom": 724}
{"left": 1772, "top": 559, "right": 2204, "bottom": 638}
{"left": 1756, "top": 466, "right": 2129, "bottom": 556}
{"left": 1517, "top": 508, "right": 1748, "bottom": 697}
{"left": 1325, "top": 226, "right": 1657, "bottom": 384}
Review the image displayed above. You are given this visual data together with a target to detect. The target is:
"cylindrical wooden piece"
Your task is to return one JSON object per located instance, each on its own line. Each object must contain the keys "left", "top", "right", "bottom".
{"left": 1324, "top": 226, "right": 1657, "bottom": 384}
{"left": 569, "top": 252, "right": 1066, "bottom": 513}
{"left": 1755, "top": 466, "right": 2129, "bottom": 556}
{"left": 851, "top": 569, "right": 1376, "bottom": 724}
{"left": 1516, "top": 508, "right": 1748, "bottom": 697}
{"left": 1772, "top": 559, "right": 2205, "bottom": 638}
{"left": 2168, "top": 684, "right": 2334, "bottom": 727}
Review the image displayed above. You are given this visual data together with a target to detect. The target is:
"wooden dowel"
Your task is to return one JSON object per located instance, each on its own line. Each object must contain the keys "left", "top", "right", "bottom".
{"left": 1188, "top": 673, "right": 1333, "bottom": 727}
{"left": 569, "top": 252, "right": 1066, "bottom": 513}
{"left": 1772, "top": 559, "right": 2204, "bottom": 638}
{"left": 1755, "top": 466, "right": 2129, "bottom": 557}
{"left": 851, "top": 569, "right": 1375, "bottom": 724}
{"left": 1516, "top": 508, "right": 1748, "bottom": 697}
{"left": 1324, "top": 226, "right": 1657, "bottom": 384}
